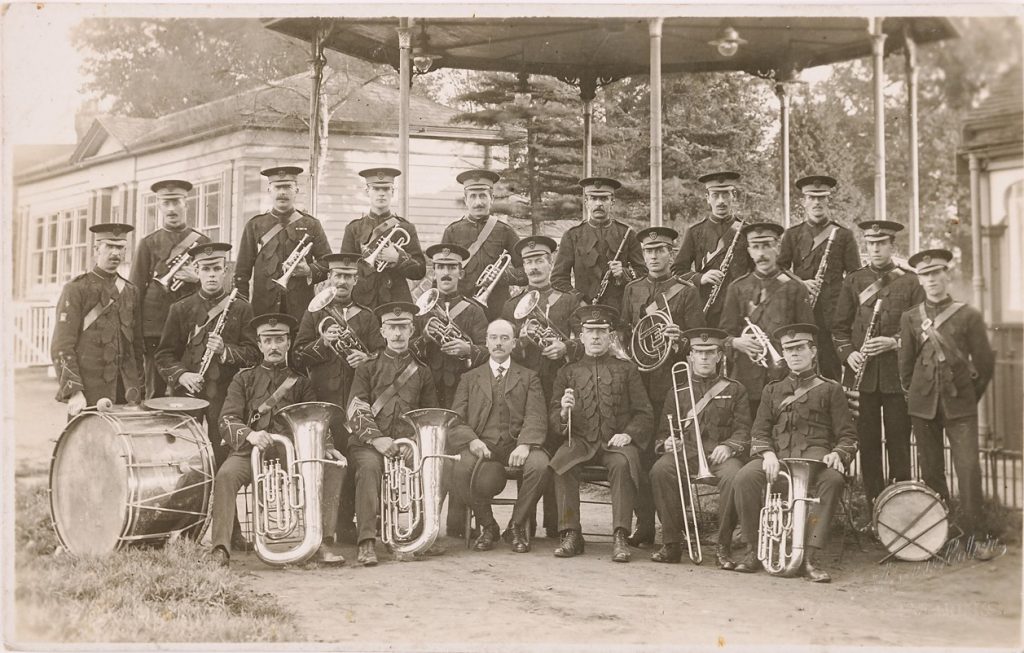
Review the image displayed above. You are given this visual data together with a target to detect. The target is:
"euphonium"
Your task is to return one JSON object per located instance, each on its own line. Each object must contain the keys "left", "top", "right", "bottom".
{"left": 415, "top": 288, "right": 469, "bottom": 345}
{"left": 155, "top": 252, "right": 193, "bottom": 292}
{"left": 473, "top": 250, "right": 511, "bottom": 305}
{"left": 631, "top": 295, "right": 677, "bottom": 372}
{"left": 740, "top": 318, "right": 785, "bottom": 370}
{"left": 757, "top": 457, "right": 824, "bottom": 577}
{"left": 363, "top": 226, "right": 410, "bottom": 272}
{"left": 273, "top": 233, "right": 313, "bottom": 289}
{"left": 308, "top": 286, "right": 369, "bottom": 357}
{"left": 380, "top": 408, "right": 460, "bottom": 555}
{"left": 513, "top": 289, "right": 568, "bottom": 349}
{"left": 250, "top": 401, "right": 346, "bottom": 567}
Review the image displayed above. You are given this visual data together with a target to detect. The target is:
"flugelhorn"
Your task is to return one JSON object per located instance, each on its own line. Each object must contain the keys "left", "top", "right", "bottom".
{"left": 740, "top": 318, "right": 785, "bottom": 370}
{"left": 415, "top": 288, "right": 469, "bottom": 346}
{"left": 273, "top": 233, "right": 313, "bottom": 289}
{"left": 631, "top": 295, "right": 677, "bottom": 372}
{"left": 473, "top": 250, "right": 511, "bottom": 305}
{"left": 381, "top": 408, "right": 460, "bottom": 555}
{"left": 250, "top": 401, "right": 346, "bottom": 567}
{"left": 308, "top": 286, "right": 369, "bottom": 357}
{"left": 363, "top": 226, "right": 410, "bottom": 272}
{"left": 757, "top": 457, "right": 824, "bottom": 577}
{"left": 513, "top": 289, "right": 568, "bottom": 349}
{"left": 155, "top": 252, "right": 193, "bottom": 292}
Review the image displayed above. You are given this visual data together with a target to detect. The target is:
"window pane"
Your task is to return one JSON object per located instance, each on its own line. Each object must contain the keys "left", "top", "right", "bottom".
{"left": 48, "top": 216, "right": 58, "bottom": 247}
{"left": 204, "top": 183, "right": 220, "bottom": 228}
{"left": 79, "top": 215, "right": 88, "bottom": 242}
{"left": 62, "top": 249, "right": 73, "bottom": 280}
{"left": 62, "top": 212, "right": 74, "bottom": 245}
{"left": 33, "top": 253, "right": 43, "bottom": 280}
{"left": 206, "top": 227, "right": 220, "bottom": 242}
{"left": 74, "top": 247, "right": 86, "bottom": 275}
{"left": 35, "top": 219, "right": 44, "bottom": 250}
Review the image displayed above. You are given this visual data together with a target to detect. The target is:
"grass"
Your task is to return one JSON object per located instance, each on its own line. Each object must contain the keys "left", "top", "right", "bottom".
{"left": 14, "top": 483, "right": 299, "bottom": 643}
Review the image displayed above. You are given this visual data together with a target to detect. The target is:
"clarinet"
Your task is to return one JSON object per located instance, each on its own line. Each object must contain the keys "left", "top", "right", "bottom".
{"left": 851, "top": 299, "right": 883, "bottom": 390}
{"left": 197, "top": 288, "right": 239, "bottom": 381}
{"left": 703, "top": 219, "right": 745, "bottom": 314}
{"left": 593, "top": 228, "right": 635, "bottom": 305}
{"left": 806, "top": 226, "right": 839, "bottom": 309}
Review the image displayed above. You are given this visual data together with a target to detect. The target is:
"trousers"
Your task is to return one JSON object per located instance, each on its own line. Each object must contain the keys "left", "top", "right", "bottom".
{"left": 554, "top": 449, "right": 635, "bottom": 533}
{"left": 913, "top": 408, "right": 983, "bottom": 536}
{"left": 651, "top": 454, "right": 743, "bottom": 546}
{"left": 143, "top": 337, "right": 167, "bottom": 400}
{"left": 451, "top": 445, "right": 550, "bottom": 528}
{"left": 858, "top": 391, "right": 912, "bottom": 508}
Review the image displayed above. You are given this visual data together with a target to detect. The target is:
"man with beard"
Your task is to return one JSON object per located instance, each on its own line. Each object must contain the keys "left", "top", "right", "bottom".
{"left": 340, "top": 167, "right": 426, "bottom": 306}
{"left": 672, "top": 171, "right": 752, "bottom": 327}
{"left": 130, "top": 180, "right": 209, "bottom": 398}
{"left": 233, "top": 166, "right": 332, "bottom": 322}
{"left": 441, "top": 170, "right": 526, "bottom": 320}
{"left": 52, "top": 223, "right": 145, "bottom": 417}
{"left": 777, "top": 175, "right": 860, "bottom": 381}
{"left": 552, "top": 177, "right": 646, "bottom": 308}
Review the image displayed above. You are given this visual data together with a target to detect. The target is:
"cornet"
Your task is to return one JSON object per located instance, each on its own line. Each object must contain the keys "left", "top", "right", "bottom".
{"left": 740, "top": 318, "right": 785, "bottom": 370}
{"left": 415, "top": 288, "right": 469, "bottom": 346}
{"left": 307, "top": 286, "right": 369, "bottom": 357}
{"left": 363, "top": 227, "right": 410, "bottom": 272}
{"left": 513, "top": 290, "right": 568, "bottom": 349}
{"left": 155, "top": 252, "right": 193, "bottom": 292}
{"left": 273, "top": 233, "right": 313, "bottom": 289}
{"left": 473, "top": 250, "right": 511, "bottom": 305}
{"left": 630, "top": 295, "right": 677, "bottom": 372}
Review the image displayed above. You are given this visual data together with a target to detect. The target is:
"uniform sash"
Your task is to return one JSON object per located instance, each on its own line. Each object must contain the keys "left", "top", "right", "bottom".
{"left": 190, "top": 293, "right": 235, "bottom": 343}
{"left": 683, "top": 378, "right": 732, "bottom": 422}
{"left": 857, "top": 268, "right": 905, "bottom": 306}
{"left": 778, "top": 377, "right": 826, "bottom": 411}
{"left": 701, "top": 221, "right": 739, "bottom": 271}
{"left": 919, "top": 302, "right": 967, "bottom": 364}
{"left": 363, "top": 216, "right": 402, "bottom": 247}
{"left": 644, "top": 281, "right": 687, "bottom": 315}
{"left": 257, "top": 211, "right": 301, "bottom": 254}
{"left": 164, "top": 231, "right": 203, "bottom": 269}
{"left": 82, "top": 277, "right": 127, "bottom": 332}
{"left": 370, "top": 360, "right": 420, "bottom": 416}
{"left": 466, "top": 215, "right": 499, "bottom": 259}
{"left": 250, "top": 374, "right": 300, "bottom": 427}
{"left": 810, "top": 224, "right": 835, "bottom": 252}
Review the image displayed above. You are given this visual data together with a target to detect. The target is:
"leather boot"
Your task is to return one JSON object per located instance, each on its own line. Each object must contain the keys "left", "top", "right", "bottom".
{"left": 803, "top": 547, "right": 831, "bottom": 583}
{"left": 210, "top": 545, "right": 230, "bottom": 568}
{"left": 511, "top": 523, "right": 530, "bottom": 553}
{"left": 734, "top": 550, "right": 762, "bottom": 574}
{"left": 650, "top": 542, "right": 681, "bottom": 563}
{"left": 315, "top": 544, "right": 346, "bottom": 566}
{"left": 716, "top": 544, "right": 736, "bottom": 571}
{"left": 357, "top": 539, "right": 378, "bottom": 567}
{"left": 626, "top": 522, "right": 655, "bottom": 548}
{"left": 612, "top": 528, "right": 631, "bottom": 563}
{"left": 553, "top": 530, "right": 584, "bottom": 558}
{"left": 474, "top": 523, "right": 500, "bottom": 552}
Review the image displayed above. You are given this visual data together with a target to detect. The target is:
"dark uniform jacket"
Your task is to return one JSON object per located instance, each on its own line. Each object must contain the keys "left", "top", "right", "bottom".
{"left": 621, "top": 274, "right": 706, "bottom": 417}
{"left": 719, "top": 268, "right": 814, "bottom": 401}
{"left": 233, "top": 209, "right": 332, "bottom": 320}
{"left": 218, "top": 362, "right": 316, "bottom": 453}
{"left": 347, "top": 349, "right": 438, "bottom": 447}
{"left": 671, "top": 215, "right": 752, "bottom": 327}
{"left": 51, "top": 267, "right": 145, "bottom": 405}
{"left": 777, "top": 219, "right": 860, "bottom": 329}
{"left": 441, "top": 214, "right": 526, "bottom": 318}
{"left": 413, "top": 292, "right": 489, "bottom": 408}
{"left": 750, "top": 369, "right": 858, "bottom": 465}
{"left": 154, "top": 289, "right": 260, "bottom": 402}
{"left": 129, "top": 227, "right": 209, "bottom": 339}
{"left": 293, "top": 299, "right": 384, "bottom": 403}
{"left": 548, "top": 353, "right": 654, "bottom": 486}
{"left": 448, "top": 361, "right": 547, "bottom": 453}
{"left": 340, "top": 210, "right": 426, "bottom": 306}
{"left": 551, "top": 219, "right": 646, "bottom": 308}
{"left": 501, "top": 286, "right": 585, "bottom": 400}
{"left": 832, "top": 261, "right": 924, "bottom": 394}
{"left": 899, "top": 296, "right": 995, "bottom": 421}
{"left": 656, "top": 374, "right": 750, "bottom": 463}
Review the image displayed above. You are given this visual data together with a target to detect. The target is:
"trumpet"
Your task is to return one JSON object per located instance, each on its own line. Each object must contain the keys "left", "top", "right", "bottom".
{"left": 273, "top": 233, "right": 312, "bottom": 289}
{"left": 155, "top": 252, "right": 193, "bottom": 292}
{"left": 513, "top": 290, "right": 568, "bottom": 349}
{"left": 307, "top": 286, "right": 369, "bottom": 357}
{"left": 740, "top": 318, "right": 785, "bottom": 370}
{"left": 667, "top": 361, "right": 717, "bottom": 564}
{"left": 415, "top": 288, "right": 469, "bottom": 346}
{"left": 630, "top": 295, "right": 677, "bottom": 372}
{"left": 473, "top": 250, "right": 512, "bottom": 305}
{"left": 363, "top": 227, "right": 410, "bottom": 272}
{"left": 757, "top": 457, "right": 824, "bottom": 576}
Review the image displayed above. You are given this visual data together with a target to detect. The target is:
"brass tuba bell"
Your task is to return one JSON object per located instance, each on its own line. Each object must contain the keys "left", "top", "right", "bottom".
{"left": 757, "top": 457, "right": 825, "bottom": 577}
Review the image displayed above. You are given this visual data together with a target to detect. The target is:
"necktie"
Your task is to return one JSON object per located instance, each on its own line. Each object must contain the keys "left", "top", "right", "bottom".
{"left": 495, "top": 366, "right": 505, "bottom": 383}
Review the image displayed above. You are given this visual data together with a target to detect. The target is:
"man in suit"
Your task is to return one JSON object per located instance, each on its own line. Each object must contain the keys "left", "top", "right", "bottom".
{"left": 449, "top": 319, "right": 550, "bottom": 553}
{"left": 210, "top": 313, "right": 346, "bottom": 568}
{"left": 130, "top": 180, "right": 209, "bottom": 398}
{"left": 672, "top": 171, "right": 753, "bottom": 327}
{"left": 233, "top": 166, "right": 332, "bottom": 321}
{"left": 549, "top": 304, "right": 654, "bottom": 562}
{"left": 899, "top": 249, "right": 998, "bottom": 559}
{"left": 52, "top": 223, "right": 145, "bottom": 416}
{"left": 154, "top": 242, "right": 261, "bottom": 468}
{"left": 551, "top": 177, "right": 645, "bottom": 308}
{"left": 441, "top": 169, "right": 526, "bottom": 320}
{"left": 340, "top": 167, "right": 426, "bottom": 307}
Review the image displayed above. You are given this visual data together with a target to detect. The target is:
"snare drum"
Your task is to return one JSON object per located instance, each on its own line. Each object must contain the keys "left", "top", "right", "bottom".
{"left": 873, "top": 481, "right": 949, "bottom": 562}
{"left": 49, "top": 405, "right": 215, "bottom": 555}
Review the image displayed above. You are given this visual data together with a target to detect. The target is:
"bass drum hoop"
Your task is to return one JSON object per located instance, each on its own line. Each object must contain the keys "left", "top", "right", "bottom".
{"left": 872, "top": 481, "right": 949, "bottom": 562}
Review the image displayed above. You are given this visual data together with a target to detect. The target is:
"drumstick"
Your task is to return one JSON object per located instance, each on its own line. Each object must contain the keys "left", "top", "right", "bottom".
{"left": 83, "top": 398, "right": 114, "bottom": 412}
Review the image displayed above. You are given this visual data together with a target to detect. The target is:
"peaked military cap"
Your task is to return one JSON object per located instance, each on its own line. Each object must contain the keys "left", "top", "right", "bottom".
{"left": 578, "top": 176, "right": 622, "bottom": 196}
{"left": 697, "top": 171, "right": 741, "bottom": 192}
{"left": 774, "top": 323, "right": 818, "bottom": 347}
{"left": 261, "top": 166, "right": 304, "bottom": 182}
{"left": 359, "top": 167, "right": 401, "bottom": 187}
{"left": 908, "top": 248, "right": 953, "bottom": 275}
{"left": 425, "top": 244, "right": 470, "bottom": 265}
{"left": 636, "top": 226, "right": 678, "bottom": 249}
{"left": 251, "top": 313, "right": 297, "bottom": 336}
{"left": 683, "top": 327, "right": 728, "bottom": 351}
{"left": 572, "top": 304, "right": 619, "bottom": 330}
{"left": 456, "top": 169, "right": 501, "bottom": 190}
{"left": 90, "top": 223, "right": 134, "bottom": 243}
{"left": 150, "top": 179, "right": 193, "bottom": 198}
{"left": 858, "top": 220, "right": 905, "bottom": 242}
{"left": 375, "top": 301, "right": 419, "bottom": 325}
{"left": 796, "top": 175, "right": 838, "bottom": 196}
{"left": 514, "top": 235, "right": 557, "bottom": 260}
{"left": 188, "top": 241, "right": 231, "bottom": 263}
{"left": 741, "top": 221, "right": 784, "bottom": 243}
{"left": 321, "top": 252, "right": 361, "bottom": 271}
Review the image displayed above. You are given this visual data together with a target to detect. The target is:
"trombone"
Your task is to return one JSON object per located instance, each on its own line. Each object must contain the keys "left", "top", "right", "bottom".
{"left": 513, "top": 289, "right": 568, "bottom": 348}
{"left": 363, "top": 226, "right": 410, "bottom": 272}
{"left": 273, "top": 234, "right": 313, "bottom": 289}
{"left": 667, "top": 361, "right": 717, "bottom": 564}
{"left": 473, "top": 250, "right": 512, "bottom": 305}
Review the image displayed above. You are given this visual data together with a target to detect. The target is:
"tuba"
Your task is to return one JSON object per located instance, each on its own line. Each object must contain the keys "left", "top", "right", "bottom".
{"left": 473, "top": 250, "right": 512, "bottom": 305}
{"left": 757, "top": 457, "right": 825, "bottom": 577}
{"left": 740, "top": 318, "right": 786, "bottom": 370}
{"left": 381, "top": 408, "right": 460, "bottom": 555}
{"left": 415, "top": 288, "right": 469, "bottom": 346}
{"left": 363, "top": 227, "right": 410, "bottom": 272}
{"left": 308, "top": 286, "right": 369, "bottom": 357}
{"left": 273, "top": 233, "right": 313, "bottom": 289}
{"left": 513, "top": 289, "right": 568, "bottom": 349}
{"left": 155, "top": 252, "right": 193, "bottom": 292}
{"left": 630, "top": 295, "right": 677, "bottom": 372}
{"left": 250, "top": 401, "right": 346, "bottom": 567}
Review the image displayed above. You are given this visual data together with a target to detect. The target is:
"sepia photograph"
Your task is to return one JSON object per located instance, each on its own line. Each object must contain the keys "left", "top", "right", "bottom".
{"left": 1, "top": 2, "right": 1022, "bottom": 651}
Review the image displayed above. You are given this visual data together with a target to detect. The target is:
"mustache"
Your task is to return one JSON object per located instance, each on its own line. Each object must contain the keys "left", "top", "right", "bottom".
{"left": 755, "top": 257, "right": 770, "bottom": 264}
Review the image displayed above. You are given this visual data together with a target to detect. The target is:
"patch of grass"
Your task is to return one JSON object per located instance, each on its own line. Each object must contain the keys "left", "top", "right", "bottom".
{"left": 14, "top": 483, "right": 299, "bottom": 643}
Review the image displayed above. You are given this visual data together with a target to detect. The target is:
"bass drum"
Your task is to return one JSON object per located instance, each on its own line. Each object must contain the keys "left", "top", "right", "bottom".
{"left": 49, "top": 405, "right": 215, "bottom": 555}
{"left": 873, "top": 481, "right": 949, "bottom": 562}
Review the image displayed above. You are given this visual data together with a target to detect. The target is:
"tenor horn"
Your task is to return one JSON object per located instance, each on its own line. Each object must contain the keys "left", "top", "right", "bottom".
{"left": 757, "top": 457, "right": 825, "bottom": 577}
{"left": 308, "top": 286, "right": 369, "bottom": 357}
{"left": 250, "top": 401, "right": 346, "bottom": 567}
{"left": 513, "top": 289, "right": 568, "bottom": 348}
{"left": 380, "top": 408, "right": 460, "bottom": 556}
{"left": 415, "top": 288, "right": 469, "bottom": 346}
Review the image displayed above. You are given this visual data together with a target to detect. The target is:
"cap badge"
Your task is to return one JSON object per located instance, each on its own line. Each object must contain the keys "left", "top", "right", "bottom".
{"left": 268, "top": 318, "right": 277, "bottom": 326}
{"left": 441, "top": 247, "right": 450, "bottom": 257}
{"left": 700, "top": 332, "right": 709, "bottom": 342}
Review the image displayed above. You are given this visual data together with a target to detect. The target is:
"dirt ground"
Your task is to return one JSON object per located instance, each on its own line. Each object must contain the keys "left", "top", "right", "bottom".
{"left": 11, "top": 368, "right": 1024, "bottom": 649}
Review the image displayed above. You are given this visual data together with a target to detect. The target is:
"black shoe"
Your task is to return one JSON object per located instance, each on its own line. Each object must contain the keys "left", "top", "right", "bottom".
{"left": 474, "top": 523, "right": 500, "bottom": 552}
{"left": 315, "top": 545, "right": 346, "bottom": 566}
{"left": 734, "top": 551, "right": 763, "bottom": 574}
{"left": 612, "top": 529, "right": 631, "bottom": 563}
{"left": 211, "top": 546, "right": 230, "bottom": 568}
{"left": 545, "top": 527, "right": 559, "bottom": 540}
{"left": 650, "top": 543, "right": 682, "bottom": 563}
{"left": 336, "top": 525, "right": 358, "bottom": 545}
{"left": 626, "top": 524, "right": 655, "bottom": 548}
{"left": 511, "top": 523, "right": 530, "bottom": 553}
{"left": 803, "top": 549, "right": 831, "bottom": 583}
{"left": 973, "top": 539, "right": 1005, "bottom": 562}
{"left": 553, "top": 530, "right": 584, "bottom": 558}
{"left": 357, "top": 539, "right": 378, "bottom": 566}
{"left": 716, "top": 544, "right": 736, "bottom": 571}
